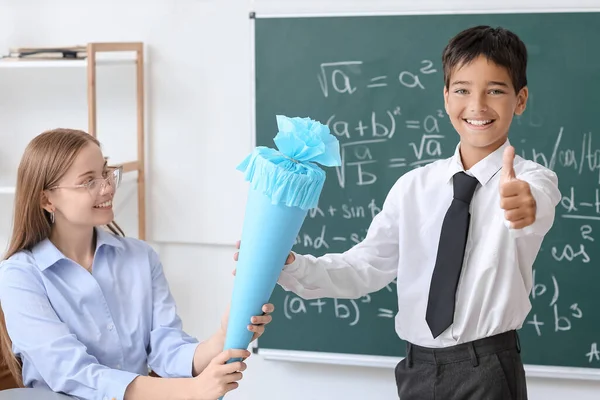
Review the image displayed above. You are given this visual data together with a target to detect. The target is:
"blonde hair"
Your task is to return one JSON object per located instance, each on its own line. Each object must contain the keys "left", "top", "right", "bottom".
{"left": 0, "top": 128, "right": 124, "bottom": 386}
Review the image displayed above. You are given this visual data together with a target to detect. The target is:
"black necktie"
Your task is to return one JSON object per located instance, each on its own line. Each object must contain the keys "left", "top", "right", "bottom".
{"left": 426, "top": 171, "right": 479, "bottom": 338}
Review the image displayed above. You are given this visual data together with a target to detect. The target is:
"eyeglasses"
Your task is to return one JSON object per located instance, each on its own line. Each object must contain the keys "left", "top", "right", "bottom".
{"left": 47, "top": 166, "right": 123, "bottom": 198}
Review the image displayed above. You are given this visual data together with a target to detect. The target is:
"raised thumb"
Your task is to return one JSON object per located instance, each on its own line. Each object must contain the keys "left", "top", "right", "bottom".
{"left": 501, "top": 145, "right": 516, "bottom": 183}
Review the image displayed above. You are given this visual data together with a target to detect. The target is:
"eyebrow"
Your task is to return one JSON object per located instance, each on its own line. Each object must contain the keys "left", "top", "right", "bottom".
{"left": 77, "top": 160, "right": 108, "bottom": 179}
{"left": 451, "top": 80, "right": 509, "bottom": 87}
{"left": 487, "top": 81, "right": 510, "bottom": 87}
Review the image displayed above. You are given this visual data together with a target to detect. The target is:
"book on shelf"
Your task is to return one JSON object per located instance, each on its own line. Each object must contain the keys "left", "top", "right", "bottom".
{"left": 1, "top": 46, "right": 87, "bottom": 61}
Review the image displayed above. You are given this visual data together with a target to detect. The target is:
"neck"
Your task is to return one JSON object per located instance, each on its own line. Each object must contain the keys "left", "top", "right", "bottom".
{"left": 49, "top": 224, "right": 96, "bottom": 270}
{"left": 459, "top": 138, "right": 507, "bottom": 170}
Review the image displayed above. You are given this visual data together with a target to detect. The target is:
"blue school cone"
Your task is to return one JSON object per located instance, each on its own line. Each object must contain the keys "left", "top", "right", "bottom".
{"left": 218, "top": 115, "right": 341, "bottom": 399}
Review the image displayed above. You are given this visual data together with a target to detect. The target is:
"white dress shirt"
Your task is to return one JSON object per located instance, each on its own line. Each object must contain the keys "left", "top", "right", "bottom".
{"left": 278, "top": 139, "right": 561, "bottom": 348}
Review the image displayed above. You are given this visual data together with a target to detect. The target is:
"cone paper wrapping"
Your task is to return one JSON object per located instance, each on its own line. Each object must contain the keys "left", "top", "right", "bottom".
{"left": 222, "top": 115, "right": 341, "bottom": 369}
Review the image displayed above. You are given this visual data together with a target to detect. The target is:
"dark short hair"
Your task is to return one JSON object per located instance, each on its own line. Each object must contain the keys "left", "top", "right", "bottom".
{"left": 442, "top": 25, "right": 528, "bottom": 92}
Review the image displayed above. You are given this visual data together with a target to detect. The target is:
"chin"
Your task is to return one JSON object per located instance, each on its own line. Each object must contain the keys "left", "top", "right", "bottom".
{"left": 94, "top": 213, "right": 115, "bottom": 227}
{"left": 459, "top": 132, "right": 507, "bottom": 150}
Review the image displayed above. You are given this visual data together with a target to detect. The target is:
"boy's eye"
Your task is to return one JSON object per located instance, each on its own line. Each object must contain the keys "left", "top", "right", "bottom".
{"left": 489, "top": 89, "right": 505, "bottom": 95}
{"left": 454, "top": 89, "right": 468, "bottom": 95}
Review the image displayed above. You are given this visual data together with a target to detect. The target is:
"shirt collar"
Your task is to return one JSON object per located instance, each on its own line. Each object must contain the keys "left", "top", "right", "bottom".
{"left": 32, "top": 226, "right": 124, "bottom": 271}
{"left": 445, "top": 139, "right": 510, "bottom": 186}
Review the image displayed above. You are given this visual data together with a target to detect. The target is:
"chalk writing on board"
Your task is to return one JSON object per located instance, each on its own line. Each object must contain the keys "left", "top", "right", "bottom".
{"left": 367, "top": 76, "right": 388, "bottom": 88}
{"left": 282, "top": 277, "right": 399, "bottom": 325}
{"left": 326, "top": 110, "right": 449, "bottom": 188}
{"left": 550, "top": 224, "right": 593, "bottom": 263}
{"left": 527, "top": 129, "right": 600, "bottom": 184}
{"left": 551, "top": 244, "right": 590, "bottom": 263}
{"left": 317, "top": 61, "right": 362, "bottom": 98}
{"left": 317, "top": 59, "right": 439, "bottom": 97}
{"left": 378, "top": 308, "right": 395, "bottom": 318}
{"left": 588, "top": 343, "right": 600, "bottom": 363}
{"left": 307, "top": 199, "right": 382, "bottom": 220}
{"left": 326, "top": 111, "right": 396, "bottom": 140}
{"left": 561, "top": 188, "right": 600, "bottom": 222}
{"left": 527, "top": 270, "right": 584, "bottom": 337}
{"left": 283, "top": 294, "right": 363, "bottom": 326}
{"left": 409, "top": 134, "right": 444, "bottom": 163}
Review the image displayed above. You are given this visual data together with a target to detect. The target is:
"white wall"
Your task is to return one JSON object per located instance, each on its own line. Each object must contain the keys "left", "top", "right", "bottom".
{"left": 2, "top": 0, "right": 600, "bottom": 399}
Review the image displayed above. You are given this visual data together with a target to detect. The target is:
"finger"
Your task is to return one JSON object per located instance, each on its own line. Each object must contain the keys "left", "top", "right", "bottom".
{"left": 236, "top": 240, "right": 240, "bottom": 249}
{"left": 501, "top": 145, "right": 516, "bottom": 183}
{"left": 286, "top": 252, "right": 295, "bottom": 265}
{"left": 250, "top": 314, "right": 272, "bottom": 325}
{"left": 262, "top": 303, "right": 275, "bottom": 314}
{"left": 499, "top": 196, "right": 521, "bottom": 210}
{"left": 224, "top": 382, "right": 240, "bottom": 393}
{"left": 248, "top": 324, "right": 265, "bottom": 336}
{"left": 504, "top": 208, "right": 528, "bottom": 222}
{"left": 226, "top": 372, "right": 243, "bottom": 383}
{"left": 511, "top": 217, "right": 534, "bottom": 229}
{"left": 223, "top": 361, "right": 247, "bottom": 375}
{"left": 233, "top": 252, "right": 239, "bottom": 261}
{"left": 232, "top": 268, "right": 236, "bottom": 276}
{"left": 214, "top": 349, "right": 251, "bottom": 364}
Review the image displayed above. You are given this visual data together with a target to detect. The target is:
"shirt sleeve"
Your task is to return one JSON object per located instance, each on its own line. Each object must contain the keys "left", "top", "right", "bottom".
{"left": 145, "top": 247, "right": 199, "bottom": 378}
{"left": 0, "top": 262, "right": 138, "bottom": 400}
{"left": 277, "top": 180, "right": 401, "bottom": 300}
{"left": 506, "top": 163, "right": 561, "bottom": 238}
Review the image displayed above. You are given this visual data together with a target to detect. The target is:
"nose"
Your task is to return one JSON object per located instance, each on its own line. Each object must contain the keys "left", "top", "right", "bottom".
{"left": 99, "top": 178, "right": 115, "bottom": 196}
{"left": 470, "top": 93, "right": 488, "bottom": 113}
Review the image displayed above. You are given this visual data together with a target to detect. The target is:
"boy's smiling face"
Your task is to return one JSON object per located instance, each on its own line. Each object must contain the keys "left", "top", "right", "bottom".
{"left": 444, "top": 55, "right": 528, "bottom": 159}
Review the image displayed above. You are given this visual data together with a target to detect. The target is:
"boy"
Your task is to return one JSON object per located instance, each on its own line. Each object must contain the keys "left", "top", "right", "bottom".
{"left": 237, "top": 26, "right": 560, "bottom": 399}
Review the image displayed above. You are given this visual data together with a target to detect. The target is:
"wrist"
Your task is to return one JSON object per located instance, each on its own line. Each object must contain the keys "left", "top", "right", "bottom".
{"left": 178, "top": 378, "right": 198, "bottom": 400}
{"left": 212, "top": 330, "right": 226, "bottom": 350}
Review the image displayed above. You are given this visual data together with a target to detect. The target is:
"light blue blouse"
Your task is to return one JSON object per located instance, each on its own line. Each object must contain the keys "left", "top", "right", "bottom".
{"left": 0, "top": 228, "right": 199, "bottom": 400}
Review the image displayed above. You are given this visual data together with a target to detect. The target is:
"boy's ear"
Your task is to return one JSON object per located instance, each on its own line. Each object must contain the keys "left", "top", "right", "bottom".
{"left": 443, "top": 86, "right": 450, "bottom": 115}
{"left": 514, "top": 86, "right": 529, "bottom": 116}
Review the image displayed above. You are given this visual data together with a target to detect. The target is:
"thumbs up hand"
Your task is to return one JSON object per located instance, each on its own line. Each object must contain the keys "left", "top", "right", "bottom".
{"left": 499, "top": 146, "right": 537, "bottom": 229}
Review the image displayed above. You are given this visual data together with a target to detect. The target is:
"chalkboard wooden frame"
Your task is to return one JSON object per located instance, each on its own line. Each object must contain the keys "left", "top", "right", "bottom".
{"left": 258, "top": 348, "right": 600, "bottom": 381}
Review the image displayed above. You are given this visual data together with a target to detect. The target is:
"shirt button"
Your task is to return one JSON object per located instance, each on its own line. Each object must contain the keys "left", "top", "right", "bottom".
{"left": 107, "top": 323, "right": 114, "bottom": 331}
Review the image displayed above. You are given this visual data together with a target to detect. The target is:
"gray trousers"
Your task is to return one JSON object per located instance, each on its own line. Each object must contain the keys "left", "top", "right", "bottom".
{"left": 395, "top": 331, "right": 527, "bottom": 400}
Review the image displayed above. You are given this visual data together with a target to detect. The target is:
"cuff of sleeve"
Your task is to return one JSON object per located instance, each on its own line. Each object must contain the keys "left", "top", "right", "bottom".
{"left": 277, "top": 252, "right": 305, "bottom": 288}
{"left": 100, "top": 369, "right": 139, "bottom": 400}
{"left": 170, "top": 342, "right": 200, "bottom": 378}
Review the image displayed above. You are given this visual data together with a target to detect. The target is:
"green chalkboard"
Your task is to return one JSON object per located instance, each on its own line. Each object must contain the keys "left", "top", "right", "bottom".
{"left": 254, "top": 12, "right": 600, "bottom": 373}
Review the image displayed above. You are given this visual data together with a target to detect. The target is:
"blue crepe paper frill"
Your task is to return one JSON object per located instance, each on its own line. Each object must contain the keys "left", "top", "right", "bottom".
{"left": 236, "top": 115, "right": 342, "bottom": 210}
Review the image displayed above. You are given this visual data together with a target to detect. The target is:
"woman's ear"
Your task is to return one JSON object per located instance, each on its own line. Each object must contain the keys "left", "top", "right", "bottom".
{"left": 40, "top": 191, "right": 54, "bottom": 214}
